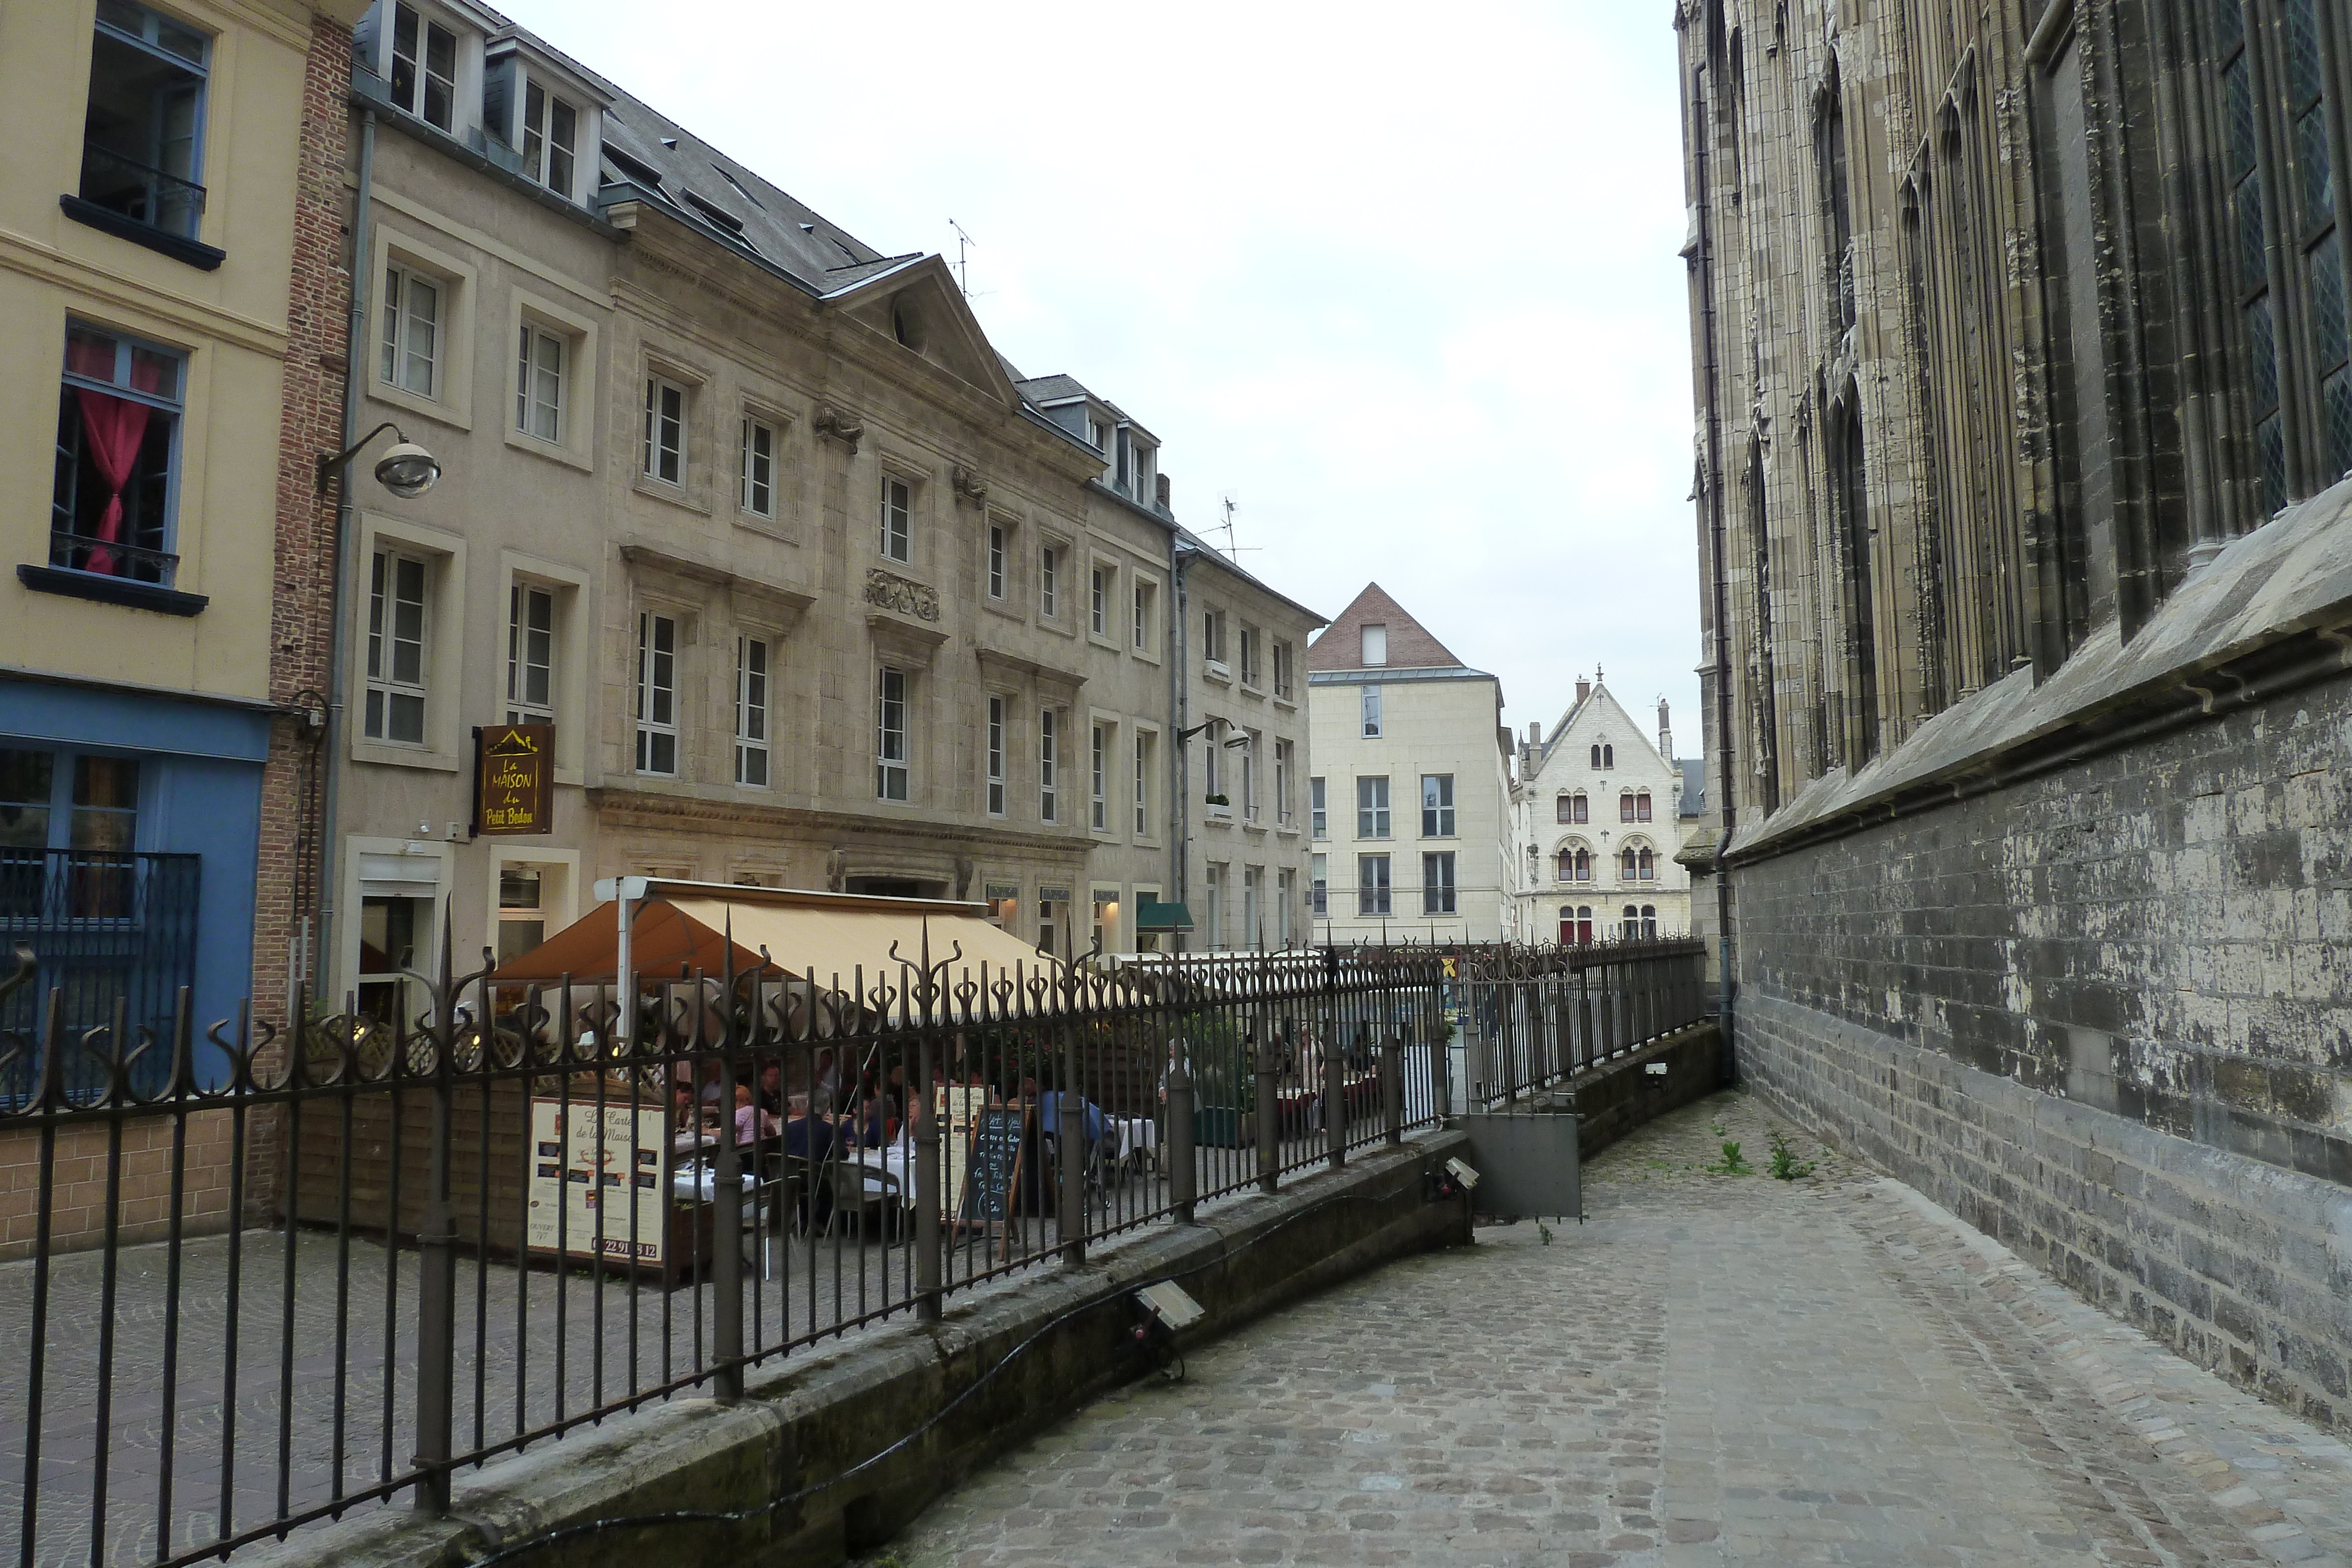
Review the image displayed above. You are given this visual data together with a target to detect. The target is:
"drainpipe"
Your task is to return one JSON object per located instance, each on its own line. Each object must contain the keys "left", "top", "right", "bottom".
{"left": 1692, "top": 68, "right": 1738, "bottom": 1079}
{"left": 1171, "top": 541, "right": 1198, "bottom": 951}
{"left": 315, "top": 106, "right": 377, "bottom": 998}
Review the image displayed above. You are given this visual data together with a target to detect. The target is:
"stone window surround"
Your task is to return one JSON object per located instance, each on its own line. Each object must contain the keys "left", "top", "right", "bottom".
{"left": 369, "top": 225, "right": 477, "bottom": 432}
{"left": 351, "top": 510, "right": 468, "bottom": 774}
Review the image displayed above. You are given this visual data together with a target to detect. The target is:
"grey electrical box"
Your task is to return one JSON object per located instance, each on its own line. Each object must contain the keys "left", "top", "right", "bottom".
{"left": 1454, "top": 1110, "right": 1581, "bottom": 1221}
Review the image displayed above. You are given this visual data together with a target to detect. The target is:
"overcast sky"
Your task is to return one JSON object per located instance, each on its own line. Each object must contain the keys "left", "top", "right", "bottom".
{"left": 499, "top": 0, "right": 1700, "bottom": 756}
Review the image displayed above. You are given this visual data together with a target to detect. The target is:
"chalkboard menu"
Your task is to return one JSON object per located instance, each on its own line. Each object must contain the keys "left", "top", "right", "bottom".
{"left": 957, "top": 1104, "right": 1028, "bottom": 1254}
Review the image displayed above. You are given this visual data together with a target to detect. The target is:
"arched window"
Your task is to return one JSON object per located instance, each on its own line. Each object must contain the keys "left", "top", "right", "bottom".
{"left": 1635, "top": 790, "right": 1652, "bottom": 822}
{"left": 1619, "top": 790, "right": 1636, "bottom": 823}
{"left": 1561, "top": 905, "right": 1592, "bottom": 944}
{"left": 1621, "top": 904, "right": 1641, "bottom": 939}
{"left": 1641, "top": 904, "right": 1658, "bottom": 938}
{"left": 1638, "top": 848, "right": 1656, "bottom": 880}
{"left": 1569, "top": 791, "right": 1588, "bottom": 824}
{"left": 1575, "top": 848, "right": 1591, "bottom": 881}
{"left": 1589, "top": 743, "right": 1602, "bottom": 768}
{"left": 1619, "top": 847, "right": 1638, "bottom": 880}
{"left": 1555, "top": 847, "right": 1575, "bottom": 881}
{"left": 1603, "top": 744, "right": 1614, "bottom": 769}
{"left": 1554, "top": 793, "right": 1573, "bottom": 823}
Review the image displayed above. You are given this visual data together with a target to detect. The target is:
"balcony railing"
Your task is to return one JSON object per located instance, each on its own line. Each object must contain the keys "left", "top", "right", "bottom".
{"left": 76, "top": 143, "right": 206, "bottom": 240}
{"left": 0, "top": 849, "right": 201, "bottom": 1099}
{"left": 48, "top": 527, "right": 181, "bottom": 587}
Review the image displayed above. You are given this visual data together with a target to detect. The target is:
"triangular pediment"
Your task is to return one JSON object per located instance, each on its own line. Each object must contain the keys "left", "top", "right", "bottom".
{"left": 826, "top": 258, "right": 1020, "bottom": 406}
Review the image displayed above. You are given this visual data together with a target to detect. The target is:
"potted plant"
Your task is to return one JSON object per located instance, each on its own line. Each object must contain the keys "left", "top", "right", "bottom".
{"left": 1204, "top": 793, "right": 1231, "bottom": 806}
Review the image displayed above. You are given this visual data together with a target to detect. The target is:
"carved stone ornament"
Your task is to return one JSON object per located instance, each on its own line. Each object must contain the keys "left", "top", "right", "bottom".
{"left": 864, "top": 567, "right": 941, "bottom": 623}
{"left": 952, "top": 464, "right": 988, "bottom": 502}
{"left": 814, "top": 403, "right": 864, "bottom": 452}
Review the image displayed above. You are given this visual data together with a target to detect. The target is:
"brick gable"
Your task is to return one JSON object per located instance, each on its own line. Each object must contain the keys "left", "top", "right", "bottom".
{"left": 1305, "top": 581, "right": 1465, "bottom": 671}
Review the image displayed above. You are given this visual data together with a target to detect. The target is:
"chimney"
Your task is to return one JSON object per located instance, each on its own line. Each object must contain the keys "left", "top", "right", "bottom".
{"left": 1575, "top": 676, "right": 1591, "bottom": 706}
{"left": 1658, "top": 698, "right": 1673, "bottom": 760}
{"left": 1155, "top": 472, "right": 1171, "bottom": 510}
{"left": 1526, "top": 721, "right": 1541, "bottom": 745}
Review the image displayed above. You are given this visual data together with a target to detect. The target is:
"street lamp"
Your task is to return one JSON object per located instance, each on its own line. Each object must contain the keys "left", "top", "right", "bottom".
{"left": 315, "top": 420, "right": 441, "bottom": 498}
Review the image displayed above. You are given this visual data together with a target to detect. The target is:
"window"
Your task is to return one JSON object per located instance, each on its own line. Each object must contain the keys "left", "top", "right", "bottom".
{"left": 1357, "top": 854, "right": 1392, "bottom": 917}
{"left": 1277, "top": 868, "right": 1294, "bottom": 945}
{"left": 1240, "top": 738, "right": 1257, "bottom": 823}
{"left": 642, "top": 375, "right": 685, "bottom": 484}
{"left": 516, "top": 323, "right": 564, "bottom": 443}
{"left": 1641, "top": 904, "right": 1659, "bottom": 938}
{"left": 1275, "top": 740, "right": 1294, "bottom": 825}
{"left": 1201, "top": 609, "right": 1225, "bottom": 664}
{"left": 1133, "top": 731, "right": 1152, "bottom": 834}
{"left": 1356, "top": 776, "right": 1390, "bottom": 839}
{"left": 1091, "top": 722, "right": 1108, "bottom": 830}
{"left": 1310, "top": 852, "right": 1328, "bottom": 916}
{"left": 985, "top": 697, "right": 1006, "bottom": 815}
{"left": 1559, "top": 905, "right": 1593, "bottom": 945}
{"left": 1039, "top": 708, "right": 1059, "bottom": 822}
{"left": 1604, "top": 744, "right": 1615, "bottom": 769}
{"left": 1273, "top": 641, "right": 1294, "bottom": 699}
{"left": 1132, "top": 580, "right": 1153, "bottom": 650}
{"left": 1555, "top": 794, "right": 1573, "bottom": 824}
{"left": 1039, "top": 545, "right": 1059, "bottom": 618}
{"left": 1203, "top": 864, "right": 1224, "bottom": 948}
{"left": 521, "top": 79, "right": 577, "bottom": 196}
{"left": 880, "top": 475, "right": 911, "bottom": 561}
{"left": 634, "top": 611, "right": 677, "bottom": 775}
{"left": 1242, "top": 865, "right": 1262, "bottom": 946}
{"left": 1556, "top": 847, "right": 1591, "bottom": 882}
{"left": 1087, "top": 416, "right": 1107, "bottom": 451}
{"left": 1638, "top": 847, "right": 1656, "bottom": 880}
{"left": 1637, "top": 790, "right": 1653, "bottom": 822}
{"left": 1422, "top": 852, "right": 1457, "bottom": 915}
{"left": 0, "top": 750, "right": 140, "bottom": 920}
{"left": 1204, "top": 741, "right": 1220, "bottom": 804}
{"left": 1568, "top": 791, "right": 1589, "bottom": 824}
{"left": 1238, "top": 627, "right": 1259, "bottom": 686}
{"left": 365, "top": 549, "right": 429, "bottom": 744}
{"left": 1361, "top": 624, "right": 1388, "bottom": 666}
{"left": 739, "top": 419, "right": 775, "bottom": 517}
{"left": 53, "top": 323, "right": 183, "bottom": 584}
{"left": 1361, "top": 686, "right": 1383, "bottom": 738}
{"left": 876, "top": 666, "right": 909, "bottom": 800}
{"left": 1622, "top": 905, "right": 1642, "bottom": 940}
{"left": 1619, "top": 847, "right": 1639, "bottom": 881}
{"left": 1591, "top": 744, "right": 1602, "bottom": 769}
{"left": 1620, "top": 791, "right": 1637, "bottom": 823}
{"left": 505, "top": 583, "right": 554, "bottom": 724}
{"left": 1084, "top": 566, "right": 1104, "bottom": 636}
{"left": 496, "top": 866, "right": 547, "bottom": 967}
{"left": 734, "top": 636, "right": 769, "bottom": 787}
{"left": 1421, "top": 774, "right": 1455, "bottom": 837}
{"left": 380, "top": 265, "right": 442, "bottom": 396}
{"left": 1309, "top": 776, "right": 1327, "bottom": 838}
{"left": 984, "top": 525, "right": 1007, "bottom": 599}
{"left": 80, "top": 2, "right": 211, "bottom": 240}
{"left": 388, "top": 2, "right": 456, "bottom": 132}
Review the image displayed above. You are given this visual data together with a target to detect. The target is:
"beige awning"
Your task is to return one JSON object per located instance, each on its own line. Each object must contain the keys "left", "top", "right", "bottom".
{"left": 486, "top": 882, "right": 1053, "bottom": 992}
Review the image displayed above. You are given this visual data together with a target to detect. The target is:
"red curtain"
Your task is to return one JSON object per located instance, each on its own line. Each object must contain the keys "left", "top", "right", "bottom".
{"left": 65, "top": 337, "right": 165, "bottom": 576}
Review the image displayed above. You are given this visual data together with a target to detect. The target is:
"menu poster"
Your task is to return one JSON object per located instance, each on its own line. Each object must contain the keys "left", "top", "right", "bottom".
{"left": 938, "top": 1085, "right": 983, "bottom": 1219}
{"left": 526, "top": 1098, "right": 669, "bottom": 1266}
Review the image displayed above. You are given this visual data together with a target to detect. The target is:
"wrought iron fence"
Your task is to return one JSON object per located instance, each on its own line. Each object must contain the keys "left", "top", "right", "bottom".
{"left": 0, "top": 851, "right": 200, "bottom": 1101}
{"left": 0, "top": 932, "right": 1706, "bottom": 1566}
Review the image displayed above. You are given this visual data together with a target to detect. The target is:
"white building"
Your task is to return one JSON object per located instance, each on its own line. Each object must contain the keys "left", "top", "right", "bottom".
{"left": 1509, "top": 674, "right": 1693, "bottom": 943}
{"left": 1307, "top": 585, "right": 1514, "bottom": 944}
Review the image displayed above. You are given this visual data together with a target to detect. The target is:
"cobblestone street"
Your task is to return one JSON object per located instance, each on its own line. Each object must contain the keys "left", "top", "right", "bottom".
{"left": 890, "top": 1091, "right": 2352, "bottom": 1567}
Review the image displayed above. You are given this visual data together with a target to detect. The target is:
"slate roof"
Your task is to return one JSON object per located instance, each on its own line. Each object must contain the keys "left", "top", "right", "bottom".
{"left": 1678, "top": 757, "right": 1706, "bottom": 817}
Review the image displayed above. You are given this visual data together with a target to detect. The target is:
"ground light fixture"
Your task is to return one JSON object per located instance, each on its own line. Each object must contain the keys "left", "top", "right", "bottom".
{"left": 315, "top": 420, "right": 442, "bottom": 498}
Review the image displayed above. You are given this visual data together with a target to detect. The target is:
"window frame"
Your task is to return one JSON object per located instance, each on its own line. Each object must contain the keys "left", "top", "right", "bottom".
{"left": 880, "top": 473, "right": 912, "bottom": 563}
{"left": 739, "top": 416, "right": 776, "bottom": 519}
{"left": 1132, "top": 728, "right": 1152, "bottom": 835}
{"left": 82, "top": 2, "right": 213, "bottom": 243}
{"left": 1422, "top": 851, "right": 1457, "bottom": 916}
{"left": 380, "top": 262, "right": 443, "bottom": 399}
{"left": 1038, "top": 543, "right": 1060, "bottom": 620}
{"left": 985, "top": 696, "right": 1007, "bottom": 817}
{"left": 1090, "top": 564, "right": 1110, "bottom": 637}
{"left": 516, "top": 320, "right": 566, "bottom": 445}
{"left": 1356, "top": 775, "right": 1391, "bottom": 840}
{"left": 1039, "top": 707, "right": 1060, "bottom": 823}
{"left": 633, "top": 609, "right": 679, "bottom": 777}
{"left": 1090, "top": 721, "right": 1109, "bottom": 831}
{"left": 504, "top": 580, "right": 555, "bottom": 726}
{"left": 1357, "top": 853, "right": 1392, "bottom": 917}
{"left": 364, "top": 546, "right": 432, "bottom": 746}
{"left": 642, "top": 373, "right": 686, "bottom": 486}
{"left": 387, "top": 2, "right": 459, "bottom": 132}
{"left": 876, "top": 664, "right": 910, "bottom": 801}
{"left": 1361, "top": 685, "right": 1382, "bottom": 738}
{"left": 520, "top": 76, "right": 578, "bottom": 199}
{"left": 1309, "top": 775, "right": 1327, "bottom": 838}
{"left": 987, "top": 523, "right": 1007, "bottom": 600}
{"left": 53, "top": 322, "right": 187, "bottom": 584}
{"left": 1421, "top": 773, "right": 1455, "bottom": 837}
{"left": 734, "top": 634, "right": 770, "bottom": 788}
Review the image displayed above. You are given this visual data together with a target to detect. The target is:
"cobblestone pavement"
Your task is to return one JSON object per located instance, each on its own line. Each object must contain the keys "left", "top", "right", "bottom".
{"left": 890, "top": 1091, "right": 2352, "bottom": 1567}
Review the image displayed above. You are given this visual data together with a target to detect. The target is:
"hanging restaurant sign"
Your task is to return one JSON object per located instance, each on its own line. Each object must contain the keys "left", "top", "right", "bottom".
{"left": 474, "top": 723, "right": 552, "bottom": 835}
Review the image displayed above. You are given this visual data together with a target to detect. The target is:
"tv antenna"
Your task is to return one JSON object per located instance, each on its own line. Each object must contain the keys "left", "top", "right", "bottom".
{"left": 1210, "top": 492, "right": 1261, "bottom": 561}
{"left": 949, "top": 219, "right": 975, "bottom": 297}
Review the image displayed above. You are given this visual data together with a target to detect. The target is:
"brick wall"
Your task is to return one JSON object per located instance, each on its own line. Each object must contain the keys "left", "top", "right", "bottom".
{"left": 0, "top": 1115, "right": 239, "bottom": 1261}
{"left": 1729, "top": 673, "right": 2352, "bottom": 1434}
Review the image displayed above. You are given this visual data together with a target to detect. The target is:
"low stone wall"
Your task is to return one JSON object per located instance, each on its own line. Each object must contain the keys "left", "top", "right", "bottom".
{"left": 241, "top": 1129, "right": 1472, "bottom": 1568}
{"left": 1552, "top": 1021, "right": 1725, "bottom": 1157}
{"left": 1739, "top": 990, "right": 2351, "bottom": 1437}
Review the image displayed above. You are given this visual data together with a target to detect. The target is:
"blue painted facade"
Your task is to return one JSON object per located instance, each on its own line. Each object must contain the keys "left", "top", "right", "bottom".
{"left": 0, "top": 675, "right": 267, "bottom": 1087}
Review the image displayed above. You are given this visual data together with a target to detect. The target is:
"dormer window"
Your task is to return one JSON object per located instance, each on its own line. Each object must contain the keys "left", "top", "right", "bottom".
{"left": 1087, "top": 416, "right": 1107, "bottom": 452}
{"left": 389, "top": 4, "right": 456, "bottom": 131}
{"left": 522, "top": 80, "right": 575, "bottom": 194}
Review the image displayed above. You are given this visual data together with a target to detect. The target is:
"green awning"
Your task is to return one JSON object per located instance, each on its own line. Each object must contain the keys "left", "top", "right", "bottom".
{"left": 1135, "top": 899, "right": 1194, "bottom": 932}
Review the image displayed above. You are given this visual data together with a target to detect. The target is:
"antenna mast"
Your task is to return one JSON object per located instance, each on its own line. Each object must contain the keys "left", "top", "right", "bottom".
{"left": 1211, "top": 492, "right": 1262, "bottom": 561}
{"left": 948, "top": 219, "right": 975, "bottom": 297}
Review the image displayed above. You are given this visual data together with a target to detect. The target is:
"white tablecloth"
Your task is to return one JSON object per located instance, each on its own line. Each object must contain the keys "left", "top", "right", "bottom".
{"left": 837, "top": 1144, "right": 914, "bottom": 1204}
{"left": 1109, "top": 1117, "right": 1158, "bottom": 1160}
{"left": 671, "top": 1166, "right": 759, "bottom": 1203}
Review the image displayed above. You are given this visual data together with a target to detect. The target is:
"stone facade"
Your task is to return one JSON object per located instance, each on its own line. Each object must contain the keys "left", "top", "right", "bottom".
{"left": 1678, "top": 0, "right": 2352, "bottom": 1432}
{"left": 1305, "top": 585, "right": 1514, "bottom": 944}
{"left": 1509, "top": 678, "right": 1695, "bottom": 943}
